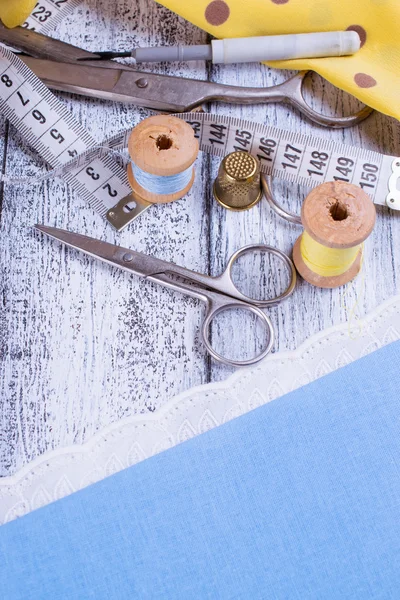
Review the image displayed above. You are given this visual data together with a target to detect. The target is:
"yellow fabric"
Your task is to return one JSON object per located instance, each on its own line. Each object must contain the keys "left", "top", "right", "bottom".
{"left": 157, "top": 0, "right": 400, "bottom": 121}
{"left": 0, "top": 0, "right": 36, "bottom": 28}
{"left": 300, "top": 232, "right": 360, "bottom": 277}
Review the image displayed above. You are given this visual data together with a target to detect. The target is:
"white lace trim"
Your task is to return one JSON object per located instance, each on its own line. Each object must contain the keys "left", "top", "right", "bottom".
{"left": 1, "top": 294, "right": 399, "bottom": 525}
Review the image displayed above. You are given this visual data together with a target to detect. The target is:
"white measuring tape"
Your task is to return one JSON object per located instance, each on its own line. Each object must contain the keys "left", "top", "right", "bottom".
{"left": 0, "top": 0, "right": 399, "bottom": 231}
{"left": 180, "top": 113, "right": 399, "bottom": 210}
{"left": 20, "top": 112, "right": 398, "bottom": 214}
{"left": 0, "top": 0, "right": 149, "bottom": 230}
{"left": 0, "top": 44, "right": 148, "bottom": 228}
{"left": 22, "top": 0, "right": 82, "bottom": 34}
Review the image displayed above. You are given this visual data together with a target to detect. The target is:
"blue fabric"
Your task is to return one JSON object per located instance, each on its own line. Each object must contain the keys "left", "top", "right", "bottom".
{"left": 1, "top": 341, "right": 400, "bottom": 599}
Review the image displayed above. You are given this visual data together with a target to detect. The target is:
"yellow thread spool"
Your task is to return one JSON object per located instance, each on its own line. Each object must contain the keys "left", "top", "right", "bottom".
{"left": 293, "top": 181, "right": 376, "bottom": 288}
{"left": 127, "top": 115, "right": 199, "bottom": 204}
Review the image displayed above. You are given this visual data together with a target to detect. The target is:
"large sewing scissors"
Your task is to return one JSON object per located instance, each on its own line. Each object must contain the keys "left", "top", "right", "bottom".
{"left": 35, "top": 225, "right": 296, "bottom": 368}
{"left": 0, "top": 24, "right": 372, "bottom": 128}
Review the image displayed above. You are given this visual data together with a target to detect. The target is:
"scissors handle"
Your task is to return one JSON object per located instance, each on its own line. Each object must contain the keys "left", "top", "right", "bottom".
{"left": 213, "top": 245, "right": 297, "bottom": 308}
{"left": 261, "top": 175, "right": 303, "bottom": 225}
{"left": 171, "top": 70, "right": 372, "bottom": 128}
{"left": 273, "top": 71, "right": 374, "bottom": 128}
{"left": 148, "top": 245, "right": 296, "bottom": 308}
{"left": 121, "top": 69, "right": 371, "bottom": 127}
{"left": 201, "top": 296, "right": 275, "bottom": 368}
{"left": 147, "top": 269, "right": 275, "bottom": 367}
{"left": 149, "top": 244, "right": 294, "bottom": 367}
{"left": 199, "top": 244, "right": 295, "bottom": 367}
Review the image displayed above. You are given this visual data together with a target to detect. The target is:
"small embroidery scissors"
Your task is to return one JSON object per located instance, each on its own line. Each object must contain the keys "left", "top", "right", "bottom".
{"left": 0, "top": 24, "right": 373, "bottom": 128}
{"left": 35, "top": 225, "right": 297, "bottom": 368}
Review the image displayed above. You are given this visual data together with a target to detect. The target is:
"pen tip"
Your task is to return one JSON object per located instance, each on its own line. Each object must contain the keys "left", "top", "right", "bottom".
{"left": 76, "top": 55, "right": 103, "bottom": 61}
{"left": 77, "top": 51, "right": 132, "bottom": 61}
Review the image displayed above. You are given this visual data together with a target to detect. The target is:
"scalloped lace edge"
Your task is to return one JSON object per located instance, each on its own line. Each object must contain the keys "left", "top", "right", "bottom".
{"left": 1, "top": 293, "right": 399, "bottom": 522}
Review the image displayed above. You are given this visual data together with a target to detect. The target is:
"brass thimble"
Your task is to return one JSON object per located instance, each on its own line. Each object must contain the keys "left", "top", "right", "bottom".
{"left": 213, "top": 151, "right": 262, "bottom": 211}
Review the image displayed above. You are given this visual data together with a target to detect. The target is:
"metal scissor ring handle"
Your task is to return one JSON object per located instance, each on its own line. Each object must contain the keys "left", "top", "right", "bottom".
{"left": 201, "top": 302, "right": 274, "bottom": 368}
{"left": 290, "top": 71, "right": 374, "bottom": 129}
{"left": 224, "top": 243, "right": 297, "bottom": 307}
{"left": 261, "top": 175, "right": 303, "bottom": 226}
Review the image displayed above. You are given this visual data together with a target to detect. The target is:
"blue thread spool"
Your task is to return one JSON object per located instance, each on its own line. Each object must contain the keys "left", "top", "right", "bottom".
{"left": 127, "top": 115, "right": 199, "bottom": 204}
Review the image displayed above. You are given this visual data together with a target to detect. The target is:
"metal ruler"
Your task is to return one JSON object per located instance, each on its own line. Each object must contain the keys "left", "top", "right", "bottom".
{"left": 0, "top": 0, "right": 399, "bottom": 231}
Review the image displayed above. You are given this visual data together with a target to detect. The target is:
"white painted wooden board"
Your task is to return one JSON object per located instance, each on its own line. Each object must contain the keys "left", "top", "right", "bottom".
{"left": 1, "top": 0, "right": 400, "bottom": 476}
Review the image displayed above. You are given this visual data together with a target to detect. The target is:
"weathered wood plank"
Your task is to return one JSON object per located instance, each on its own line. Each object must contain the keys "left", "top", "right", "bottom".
{"left": 0, "top": 0, "right": 210, "bottom": 475}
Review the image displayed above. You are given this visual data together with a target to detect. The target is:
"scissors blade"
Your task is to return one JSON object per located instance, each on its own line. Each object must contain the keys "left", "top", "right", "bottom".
{"left": 19, "top": 57, "right": 142, "bottom": 103}
{"left": 35, "top": 225, "right": 170, "bottom": 278}
{"left": 15, "top": 55, "right": 300, "bottom": 113}
{"left": 17, "top": 56, "right": 204, "bottom": 110}
{"left": 0, "top": 23, "right": 100, "bottom": 63}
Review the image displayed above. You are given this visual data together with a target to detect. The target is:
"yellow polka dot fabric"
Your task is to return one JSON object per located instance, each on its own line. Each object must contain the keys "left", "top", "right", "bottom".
{"left": 0, "top": 0, "right": 36, "bottom": 28}
{"left": 158, "top": 0, "right": 400, "bottom": 121}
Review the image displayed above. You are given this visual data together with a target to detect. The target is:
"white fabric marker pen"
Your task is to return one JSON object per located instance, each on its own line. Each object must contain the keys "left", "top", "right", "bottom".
{"left": 124, "top": 31, "right": 360, "bottom": 64}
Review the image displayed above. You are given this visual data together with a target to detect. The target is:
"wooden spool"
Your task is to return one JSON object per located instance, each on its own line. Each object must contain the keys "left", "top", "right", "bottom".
{"left": 293, "top": 181, "right": 376, "bottom": 288}
{"left": 127, "top": 115, "right": 199, "bottom": 204}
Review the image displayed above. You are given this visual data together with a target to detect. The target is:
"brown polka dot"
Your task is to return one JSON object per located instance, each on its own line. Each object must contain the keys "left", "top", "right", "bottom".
{"left": 271, "top": 0, "right": 290, "bottom": 3}
{"left": 205, "top": 1, "right": 230, "bottom": 26}
{"left": 354, "top": 73, "right": 377, "bottom": 88}
{"left": 346, "top": 25, "right": 367, "bottom": 48}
